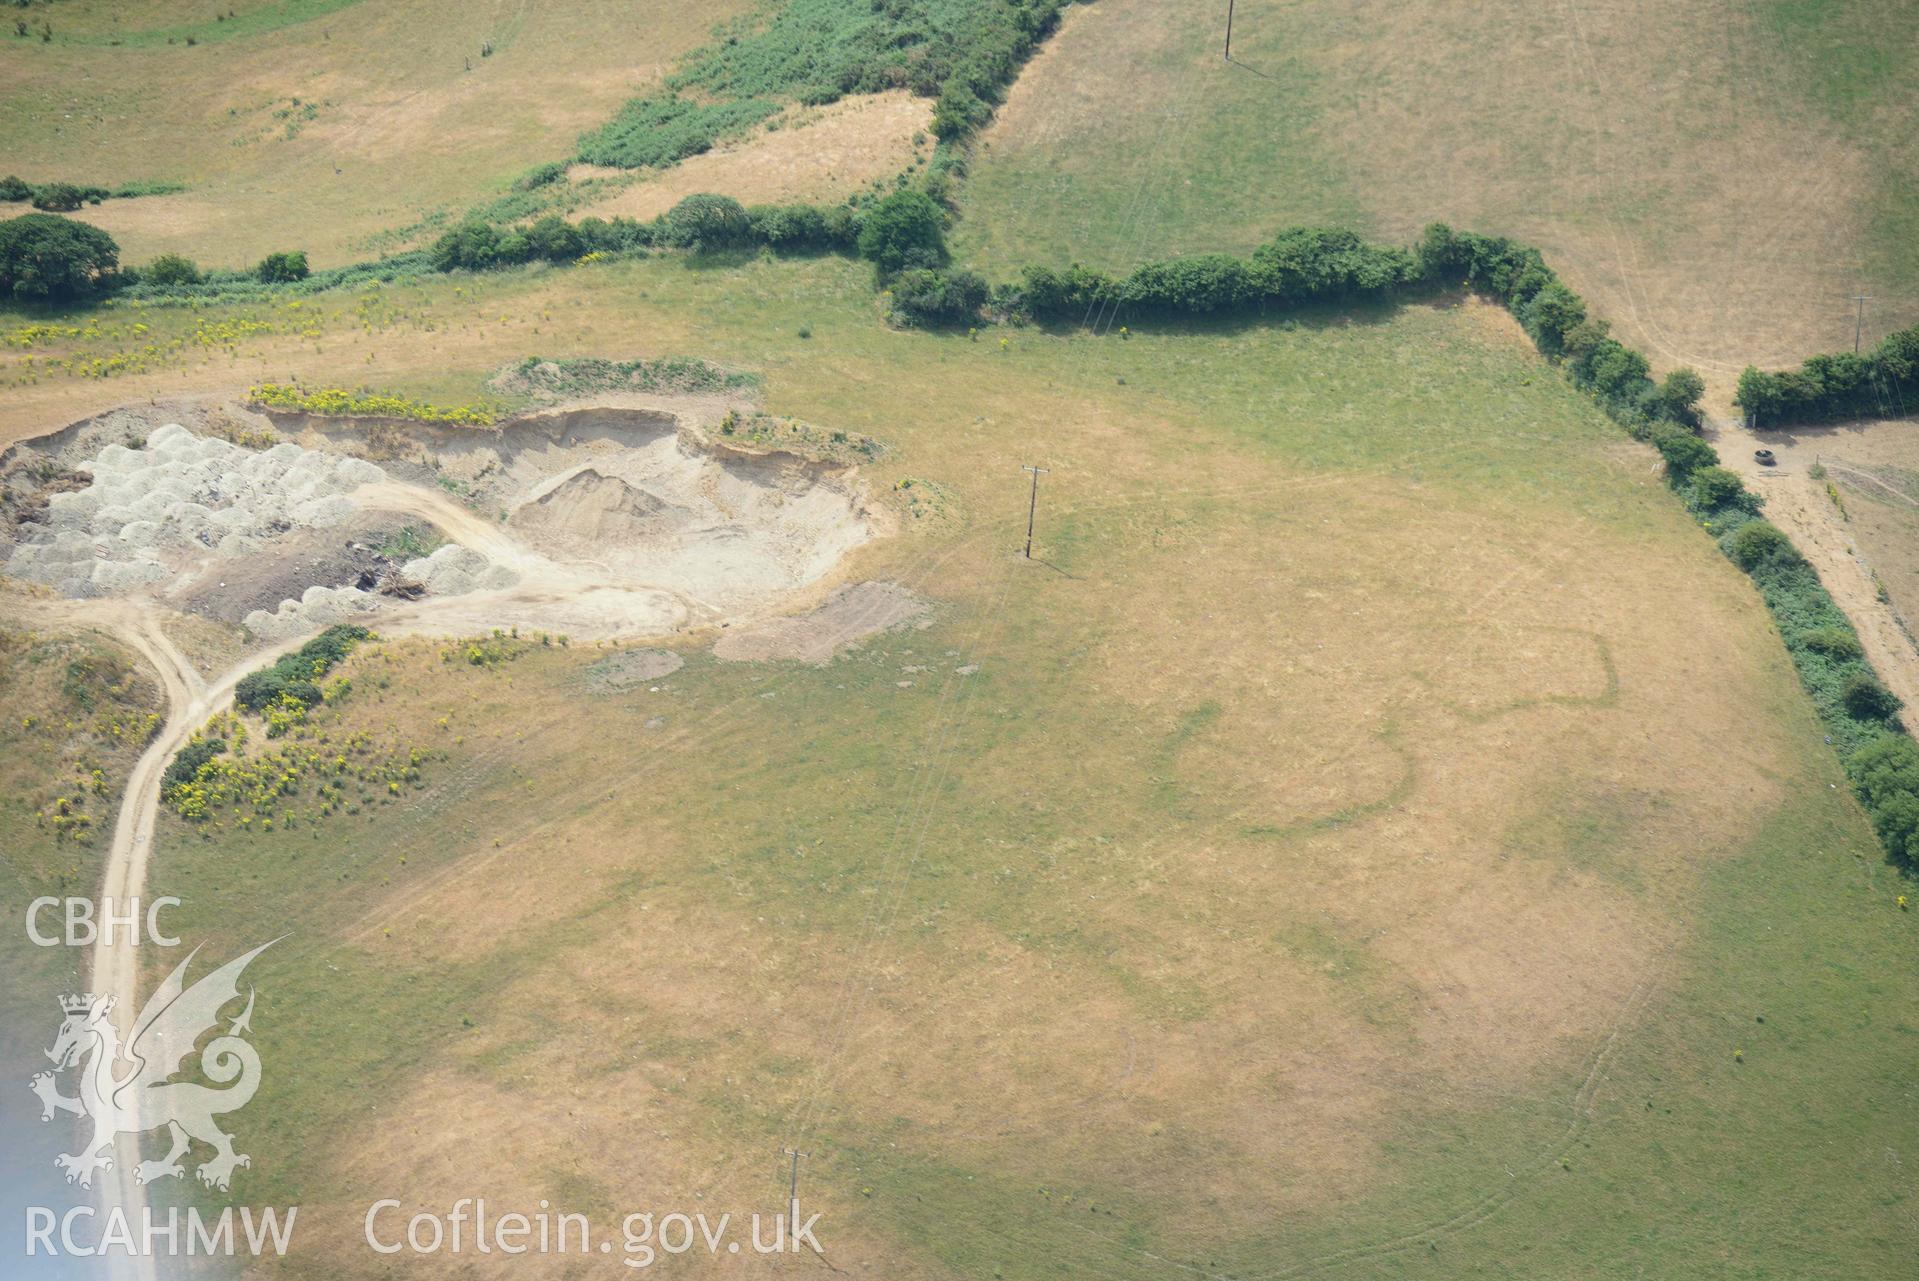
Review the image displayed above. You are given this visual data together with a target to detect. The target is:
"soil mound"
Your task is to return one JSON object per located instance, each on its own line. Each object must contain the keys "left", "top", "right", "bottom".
{"left": 514, "top": 469, "right": 683, "bottom": 544}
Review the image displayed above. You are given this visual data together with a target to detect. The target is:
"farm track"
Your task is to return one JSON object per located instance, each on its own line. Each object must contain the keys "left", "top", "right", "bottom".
{"left": 32, "top": 464, "right": 751, "bottom": 1280}
{"left": 1710, "top": 415, "right": 1919, "bottom": 728}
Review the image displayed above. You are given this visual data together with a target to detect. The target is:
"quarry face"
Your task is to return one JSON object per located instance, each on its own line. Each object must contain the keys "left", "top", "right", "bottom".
{"left": 0, "top": 405, "right": 880, "bottom": 643}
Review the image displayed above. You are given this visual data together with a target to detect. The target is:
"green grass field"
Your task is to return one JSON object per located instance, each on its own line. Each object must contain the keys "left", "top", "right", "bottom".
{"left": 0, "top": 252, "right": 1891, "bottom": 1277}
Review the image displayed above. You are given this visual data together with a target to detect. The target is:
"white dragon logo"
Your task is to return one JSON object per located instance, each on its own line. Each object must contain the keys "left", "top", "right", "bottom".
{"left": 29, "top": 940, "right": 276, "bottom": 1192}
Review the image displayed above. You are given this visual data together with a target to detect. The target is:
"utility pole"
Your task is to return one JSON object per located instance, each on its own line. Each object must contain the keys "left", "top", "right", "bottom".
{"left": 1224, "top": 0, "right": 1236, "bottom": 59}
{"left": 1851, "top": 294, "right": 1872, "bottom": 354}
{"left": 781, "top": 1146, "right": 809, "bottom": 1243}
{"left": 1021, "top": 465, "right": 1049, "bottom": 559}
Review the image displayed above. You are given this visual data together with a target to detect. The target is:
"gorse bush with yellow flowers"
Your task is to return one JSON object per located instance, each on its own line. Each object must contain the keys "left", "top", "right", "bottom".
{"left": 161, "top": 712, "right": 436, "bottom": 828}
{"left": 248, "top": 383, "right": 499, "bottom": 426}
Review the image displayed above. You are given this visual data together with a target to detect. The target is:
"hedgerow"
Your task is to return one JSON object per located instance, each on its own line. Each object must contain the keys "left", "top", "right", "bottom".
{"left": 0, "top": 176, "right": 184, "bottom": 210}
{"left": 1648, "top": 427, "right": 1919, "bottom": 869}
{"left": 1016, "top": 228, "right": 1418, "bottom": 322}
{"left": 111, "top": 250, "right": 436, "bottom": 304}
{"left": 1733, "top": 324, "right": 1919, "bottom": 426}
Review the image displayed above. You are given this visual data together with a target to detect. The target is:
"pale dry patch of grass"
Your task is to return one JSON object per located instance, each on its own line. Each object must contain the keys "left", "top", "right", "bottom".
{"left": 572, "top": 92, "right": 935, "bottom": 224}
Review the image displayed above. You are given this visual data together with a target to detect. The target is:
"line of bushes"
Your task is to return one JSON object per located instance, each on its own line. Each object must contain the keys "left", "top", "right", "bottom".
{"left": 1733, "top": 324, "right": 1919, "bottom": 427}
{"left": 503, "top": 355, "right": 758, "bottom": 399}
{"left": 426, "top": 188, "right": 938, "bottom": 273}
{"left": 1421, "top": 226, "right": 1915, "bottom": 869}
{"left": 0, "top": 175, "right": 186, "bottom": 211}
{"left": 0, "top": 210, "right": 351, "bottom": 303}
{"left": 1650, "top": 420, "right": 1919, "bottom": 867}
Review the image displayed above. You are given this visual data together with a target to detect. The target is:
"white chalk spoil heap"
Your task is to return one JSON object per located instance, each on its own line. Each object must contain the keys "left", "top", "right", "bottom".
{"left": 8, "top": 423, "right": 386, "bottom": 596}
{"left": 6, "top": 424, "right": 516, "bottom": 637}
{"left": 239, "top": 544, "right": 515, "bottom": 642}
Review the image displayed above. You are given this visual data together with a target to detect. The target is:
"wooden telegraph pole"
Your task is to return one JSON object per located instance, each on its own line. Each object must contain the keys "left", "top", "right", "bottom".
{"left": 1851, "top": 294, "right": 1873, "bottom": 354}
{"left": 1022, "top": 465, "right": 1049, "bottom": 559}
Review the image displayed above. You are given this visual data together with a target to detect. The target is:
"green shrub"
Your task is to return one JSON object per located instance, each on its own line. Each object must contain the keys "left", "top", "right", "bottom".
{"left": 0, "top": 175, "right": 31, "bottom": 202}
{"left": 1657, "top": 367, "right": 1706, "bottom": 426}
{"left": 163, "top": 737, "right": 227, "bottom": 789}
{"left": 888, "top": 267, "right": 988, "bottom": 326}
{"left": 1724, "top": 520, "right": 1799, "bottom": 571}
{"left": 1651, "top": 427, "right": 1717, "bottom": 481}
{"left": 663, "top": 193, "right": 752, "bottom": 252}
{"left": 0, "top": 213, "right": 119, "bottom": 301}
{"left": 857, "top": 189, "right": 946, "bottom": 274}
{"left": 235, "top": 625, "right": 370, "bottom": 712}
{"left": 514, "top": 161, "right": 567, "bottom": 191}
{"left": 1118, "top": 254, "right": 1256, "bottom": 313}
{"left": 1690, "top": 466, "right": 1755, "bottom": 513}
{"left": 1842, "top": 672, "right": 1902, "bottom": 721}
{"left": 523, "top": 213, "right": 582, "bottom": 261}
{"left": 1800, "top": 626, "right": 1864, "bottom": 660}
{"left": 143, "top": 253, "right": 202, "bottom": 286}
{"left": 257, "top": 250, "right": 309, "bottom": 283}
{"left": 29, "top": 182, "right": 90, "bottom": 212}
{"left": 746, "top": 203, "right": 833, "bottom": 250}
{"left": 1848, "top": 735, "right": 1919, "bottom": 868}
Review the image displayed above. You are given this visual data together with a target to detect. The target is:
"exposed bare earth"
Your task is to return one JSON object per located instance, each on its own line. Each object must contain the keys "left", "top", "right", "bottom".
{"left": 713, "top": 578, "right": 932, "bottom": 664}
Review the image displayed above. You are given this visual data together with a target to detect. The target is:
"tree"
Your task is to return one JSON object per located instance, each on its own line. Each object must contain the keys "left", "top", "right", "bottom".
{"left": 856, "top": 190, "right": 946, "bottom": 275}
{"left": 1650, "top": 426, "right": 1717, "bottom": 482}
{"left": 0, "top": 213, "right": 119, "bottom": 301}
{"left": 257, "top": 250, "right": 309, "bottom": 283}
{"left": 1724, "top": 520, "right": 1798, "bottom": 571}
{"left": 1657, "top": 367, "right": 1706, "bottom": 425}
{"left": 430, "top": 221, "right": 505, "bottom": 272}
{"left": 663, "top": 194, "right": 751, "bottom": 253}
{"left": 143, "top": 253, "right": 201, "bottom": 286}
{"left": 1734, "top": 367, "right": 1784, "bottom": 423}
{"left": 1849, "top": 735, "right": 1919, "bottom": 867}
{"left": 1690, "top": 466, "right": 1752, "bottom": 513}
{"left": 1523, "top": 282, "right": 1586, "bottom": 353}
{"left": 1842, "top": 672, "right": 1902, "bottom": 721}
{"left": 29, "top": 182, "right": 86, "bottom": 212}
{"left": 523, "top": 214, "right": 582, "bottom": 262}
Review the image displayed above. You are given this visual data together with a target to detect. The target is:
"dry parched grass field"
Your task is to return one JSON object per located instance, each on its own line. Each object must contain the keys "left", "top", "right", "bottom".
{"left": 0, "top": 254, "right": 1905, "bottom": 1278}
{"left": 957, "top": 0, "right": 1919, "bottom": 398}
{"left": 0, "top": 0, "right": 747, "bottom": 266}
{"left": 1, "top": 0, "right": 1917, "bottom": 1274}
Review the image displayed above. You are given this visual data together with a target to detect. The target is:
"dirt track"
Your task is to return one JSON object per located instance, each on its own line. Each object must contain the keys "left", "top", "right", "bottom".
{"left": 1710, "top": 416, "right": 1919, "bottom": 728}
{"left": 21, "top": 439, "right": 885, "bottom": 1279}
